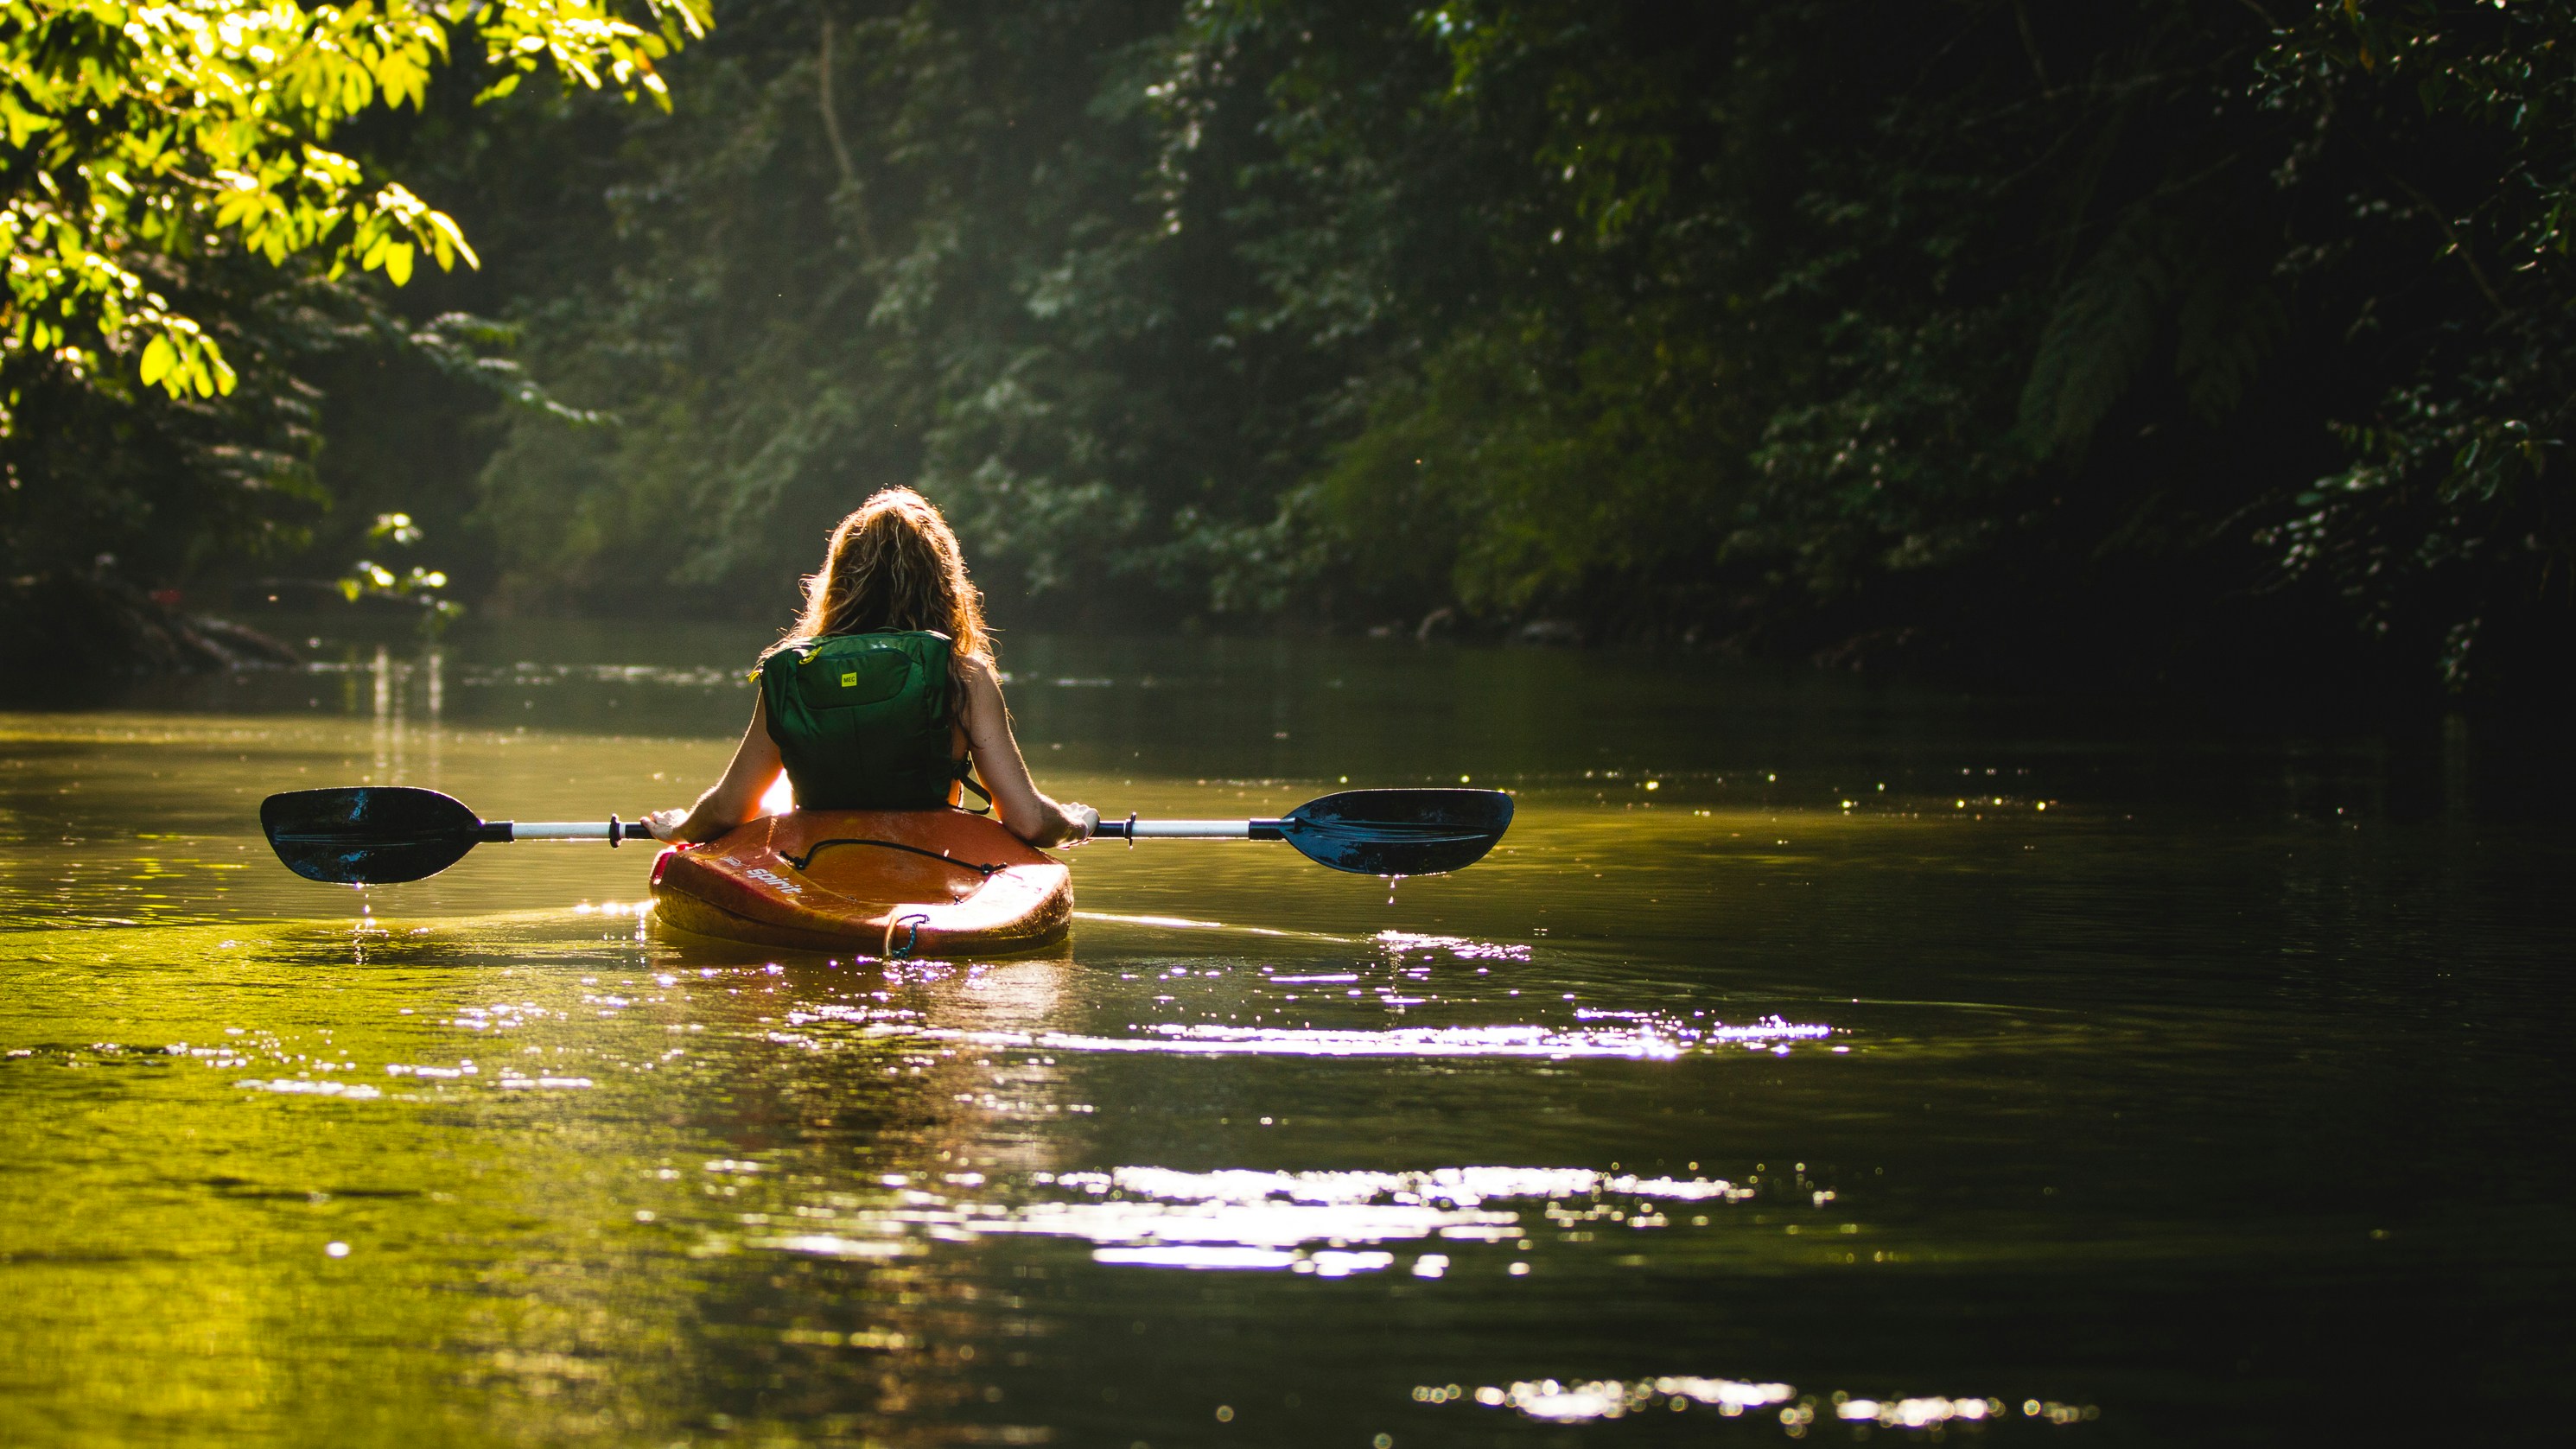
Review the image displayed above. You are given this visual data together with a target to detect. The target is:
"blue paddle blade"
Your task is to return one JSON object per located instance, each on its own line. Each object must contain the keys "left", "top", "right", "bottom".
{"left": 1270, "top": 788, "right": 1514, "bottom": 876}
{"left": 261, "top": 786, "right": 486, "bottom": 884}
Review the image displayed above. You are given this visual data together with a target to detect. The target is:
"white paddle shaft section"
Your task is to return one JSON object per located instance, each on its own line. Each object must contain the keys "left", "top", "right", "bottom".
{"left": 1123, "top": 819, "right": 1254, "bottom": 839}
{"left": 506, "top": 820, "right": 655, "bottom": 842}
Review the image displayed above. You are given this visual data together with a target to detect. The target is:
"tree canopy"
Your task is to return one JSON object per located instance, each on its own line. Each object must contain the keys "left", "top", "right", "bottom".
{"left": 0, "top": 0, "right": 699, "bottom": 628}
{"left": 3, "top": 0, "right": 703, "bottom": 412}
{"left": 10, "top": 0, "right": 2573, "bottom": 701}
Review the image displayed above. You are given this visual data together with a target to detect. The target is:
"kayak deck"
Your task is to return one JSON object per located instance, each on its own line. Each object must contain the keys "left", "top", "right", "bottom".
{"left": 649, "top": 810, "right": 1071, "bottom": 956}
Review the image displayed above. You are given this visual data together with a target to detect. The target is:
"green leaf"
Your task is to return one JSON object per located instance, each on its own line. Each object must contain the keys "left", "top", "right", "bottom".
{"left": 138, "top": 335, "right": 175, "bottom": 387}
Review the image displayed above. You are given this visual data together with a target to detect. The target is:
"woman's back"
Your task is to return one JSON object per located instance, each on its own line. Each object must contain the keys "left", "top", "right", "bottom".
{"left": 756, "top": 630, "right": 969, "bottom": 810}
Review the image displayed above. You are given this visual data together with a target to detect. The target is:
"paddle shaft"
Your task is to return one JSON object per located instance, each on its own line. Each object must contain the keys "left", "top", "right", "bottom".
{"left": 1093, "top": 817, "right": 1287, "bottom": 841}
{"left": 490, "top": 817, "right": 659, "bottom": 843}
{"left": 473, "top": 816, "right": 1275, "bottom": 843}
{"left": 510, "top": 817, "right": 1359, "bottom": 842}
{"left": 511, "top": 818, "right": 1274, "bottom": 842}
{"left": 515, "top": 817, "right": 1383, "bottom": 844}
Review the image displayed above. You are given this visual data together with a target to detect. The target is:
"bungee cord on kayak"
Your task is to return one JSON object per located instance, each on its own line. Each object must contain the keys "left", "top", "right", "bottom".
{"left": 779, "top": 837, "right": 1011, "bottom": 877}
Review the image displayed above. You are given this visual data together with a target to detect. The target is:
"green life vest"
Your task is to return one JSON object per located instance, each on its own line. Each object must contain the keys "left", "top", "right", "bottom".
{"left": 757, "top": 631, "right": 978, "bottom": 810}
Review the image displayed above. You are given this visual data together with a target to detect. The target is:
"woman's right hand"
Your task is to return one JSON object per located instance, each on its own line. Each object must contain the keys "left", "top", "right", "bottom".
{"left": 641, "top": 807, "right": 691, "bottom": 842}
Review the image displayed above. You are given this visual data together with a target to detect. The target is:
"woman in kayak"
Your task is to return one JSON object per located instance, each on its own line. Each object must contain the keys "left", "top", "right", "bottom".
{"left": 643, "top": 488, "right": 1096, "bottom": 848}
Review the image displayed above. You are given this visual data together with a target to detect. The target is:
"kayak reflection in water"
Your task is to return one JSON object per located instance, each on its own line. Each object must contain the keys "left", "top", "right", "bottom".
{"left": 641, "top": 488, "right": 1097, "bottom": 849}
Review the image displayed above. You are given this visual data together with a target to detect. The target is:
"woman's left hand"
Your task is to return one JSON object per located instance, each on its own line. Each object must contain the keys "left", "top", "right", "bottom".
{"left": 1061, "top": 803, "right": 1100, "bottom": 845}
{"left": 640, "top": 808, "right": 690, "bottom": 842}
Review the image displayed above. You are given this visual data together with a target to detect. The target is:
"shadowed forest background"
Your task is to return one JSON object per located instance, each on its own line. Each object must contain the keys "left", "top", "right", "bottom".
{"left": 7, "top": 0, "right": 2572, "bottom": 702}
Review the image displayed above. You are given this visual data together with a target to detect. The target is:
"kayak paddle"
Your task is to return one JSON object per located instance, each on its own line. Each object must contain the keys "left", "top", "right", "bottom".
{"left": 259, "top": 785, "right": 1513, "bottom": 885}
{"left": 261, "top": 786, "right": 657, "bottom": 885}
{"left": 1091, "top": 787, "right": 1513, "bottom": 876}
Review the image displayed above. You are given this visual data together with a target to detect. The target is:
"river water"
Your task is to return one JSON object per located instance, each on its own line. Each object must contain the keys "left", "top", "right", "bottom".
{"left": 2, "top": 621, "right": 2569, "bottom": 1446}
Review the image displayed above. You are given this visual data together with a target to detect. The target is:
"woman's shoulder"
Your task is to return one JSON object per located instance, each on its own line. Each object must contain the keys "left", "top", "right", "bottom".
{"left": 750, "top": 638, "right": 800, "bottom": 681}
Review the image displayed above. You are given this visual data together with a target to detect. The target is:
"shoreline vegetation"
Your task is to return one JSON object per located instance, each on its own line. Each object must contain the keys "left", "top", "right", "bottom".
{"left": 6, "top": 3, "right": 2572, "bottom": 705}
{"left": 0, "top": 570, "right": 301, "bottom": 681}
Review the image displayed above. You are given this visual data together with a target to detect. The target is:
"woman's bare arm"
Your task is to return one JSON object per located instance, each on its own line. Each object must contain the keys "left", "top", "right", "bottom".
{"left": 959, "top": 657, "right": 1093, "bottom": 847}
{"left": 645, "top": 693, "right": 785, "bottom": 842}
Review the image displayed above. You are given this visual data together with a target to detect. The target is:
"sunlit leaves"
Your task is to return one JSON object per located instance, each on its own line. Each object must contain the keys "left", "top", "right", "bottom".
{"left": 337, "top": 556, "right": 461, "bottom": 635}
{"left": 0, "top": 0, "right": 708, "bottom": 428}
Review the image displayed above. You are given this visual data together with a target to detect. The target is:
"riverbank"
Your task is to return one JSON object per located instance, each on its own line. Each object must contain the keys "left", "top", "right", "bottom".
{"left": 1, "top": 571, "right": 301, "bottom": 688}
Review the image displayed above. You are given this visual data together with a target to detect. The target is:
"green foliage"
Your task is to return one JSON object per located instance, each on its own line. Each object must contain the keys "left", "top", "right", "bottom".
{"left": 1262, "top": 0, "right": 2572, "bottom": 686}
{"left": 466, "top": 0, "right": 1307, "bottom": 618}
{"left": 0, "top": 0, "right": 703, "bottom": 618}
{"left": 0, "top": 250, "right": 337, "bottom": 583}
{"left": 338, "top": 510, "right": 461, "bottom": 638}
{"left": 1, "top": 0, "right": 705, "bottom": 429}
{"left": 20, "top": 0, "right": 2576, "bottom": 697}
{"left": 1320, "top": 309, "right": 1737, "bottom": 623}
{"left": 2244, "top": 0, "right": 2576, "bottom": 689}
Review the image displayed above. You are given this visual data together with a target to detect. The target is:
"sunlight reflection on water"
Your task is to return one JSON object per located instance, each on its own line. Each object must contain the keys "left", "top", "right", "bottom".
{"left": 849, "top": 1018, "right": 1831, "bottom": 1058}
{"left": 745, "top": 1164, "right": 1763, "bottom": 1272}
{"left": 1429, "top": 1375, "right": 2101, "bottom": 1432}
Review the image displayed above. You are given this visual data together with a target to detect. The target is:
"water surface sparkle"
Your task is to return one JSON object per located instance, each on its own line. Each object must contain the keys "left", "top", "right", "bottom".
{"left": 4, "top": 628, "right": 2566, "bottom": 1449}
{"left": 1441, "top": 1376, "right": 2085, "bottom": 1430}
{"left": 727, "top": 1164, "right": 1765, "bottom": 1271}
{"left": 850, "top": 1016, "right": 1829, "bottom": 1058}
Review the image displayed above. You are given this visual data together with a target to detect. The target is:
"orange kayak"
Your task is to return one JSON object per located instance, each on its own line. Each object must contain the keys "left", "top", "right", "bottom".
{"left": 649, "top": 810, "right": 1072, "bottom": 956}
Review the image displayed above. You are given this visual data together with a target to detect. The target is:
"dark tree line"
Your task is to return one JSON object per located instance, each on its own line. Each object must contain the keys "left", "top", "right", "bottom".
{"left": 8, "top": 1, "right": 2569, "bottom": 700}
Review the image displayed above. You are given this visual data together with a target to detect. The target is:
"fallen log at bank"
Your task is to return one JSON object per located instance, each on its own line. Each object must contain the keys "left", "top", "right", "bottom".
{"left": 0, "top": 571, "right": 301, "bottom": 681}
